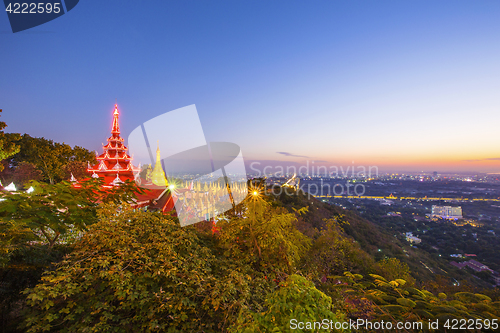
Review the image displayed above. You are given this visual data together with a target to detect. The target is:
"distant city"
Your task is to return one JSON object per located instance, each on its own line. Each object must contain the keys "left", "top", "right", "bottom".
{"left": 258, "top": 171, "right": 500, "bottom": 183}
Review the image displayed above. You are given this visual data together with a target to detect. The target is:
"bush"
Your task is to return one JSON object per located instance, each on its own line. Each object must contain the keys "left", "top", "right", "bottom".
{"left": 22, "top": 208, "right": 233, "bottom": 332}
{"left": 231, "top": 274, "right": 348, "bottom": 333}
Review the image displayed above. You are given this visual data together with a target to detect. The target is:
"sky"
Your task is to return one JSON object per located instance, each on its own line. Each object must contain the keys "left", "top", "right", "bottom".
{"left": 1, "top": 0, "right": 500, "bottom": 174}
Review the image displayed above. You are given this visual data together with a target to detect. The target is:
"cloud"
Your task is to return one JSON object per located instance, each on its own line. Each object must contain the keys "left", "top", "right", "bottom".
{"left": 462, "top": 157, "right": 500, "bottom": 162}
{"left": 276, "top": 151, "right": 309, "bottom": 158}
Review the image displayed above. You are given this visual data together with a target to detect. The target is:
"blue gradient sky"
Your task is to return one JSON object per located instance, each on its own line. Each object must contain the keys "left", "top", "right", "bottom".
{"left": 1, "top": 0, "right": 500, "bottom": 173}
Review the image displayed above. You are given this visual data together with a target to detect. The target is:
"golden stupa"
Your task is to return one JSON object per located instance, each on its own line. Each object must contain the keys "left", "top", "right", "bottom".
{"left": 151, "top": 142, "right": 168, "bottom": 187}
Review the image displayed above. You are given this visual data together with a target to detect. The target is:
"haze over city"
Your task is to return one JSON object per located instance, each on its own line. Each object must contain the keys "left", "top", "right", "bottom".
{"left": 1, "top": 0, "right": 500, "bottom": 173}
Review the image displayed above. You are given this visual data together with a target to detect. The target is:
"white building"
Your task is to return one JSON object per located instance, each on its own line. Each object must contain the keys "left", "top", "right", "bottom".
{"left": 405, "top": 232, "right": 421, "bottom": 244}
{"left": 431, "top": 205, "right": 462, "bottom": 219}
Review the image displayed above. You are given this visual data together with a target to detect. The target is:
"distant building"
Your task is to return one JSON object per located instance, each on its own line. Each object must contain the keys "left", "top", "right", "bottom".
{"left": 431, "top": 205, "right": 462, "bottom": 219}
{"left": 405, "top": 232, "right": 421, "bottom": 244}
{"left": 492, "top": 275, "right": 500, "bottom": 286}
{"left": 387, "top": 212, "right": 401, "bottom": 217}
{"left": 450, "top": 259, "right": 494, "bottom": 274}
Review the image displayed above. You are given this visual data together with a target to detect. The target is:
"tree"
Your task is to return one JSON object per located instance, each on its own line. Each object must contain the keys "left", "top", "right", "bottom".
{"left": 332, "top": 271, "right": 500, "bottom": 331}
{"left": 6, "top": 134, "right": 96, "bottom": 184}
{"left": 61, "top": 160, "right": 89, "bottom": 181}
{"left": 230, "top": 274, "right": 348, "bottom": 333}
{"left": 0, "top": 180, "right": 142, "bottom": 332}
{"left": 0, "top": 110, "right": 20, "bottom": 172}
{"left": 12, "top": 162, "right": 43, "bottom": 187}
{"left": 375, "top": 258, "right": 415, "bottom": 287}
{"left": 21, "top": 206, "right": 265, "bottom": 333}
{"left": 303, "top": 218, "right": 375, "bottom": 281}
{"left": 217, "top": 193, "right": 311, "bottom": 276}
{"left": 0, "top": 179, "right": 142, "bottom": 251}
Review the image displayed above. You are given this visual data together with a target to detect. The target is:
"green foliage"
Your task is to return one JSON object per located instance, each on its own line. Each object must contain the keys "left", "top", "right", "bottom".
{"left": 3, "top": 179, "right": 499, "bottom": 332}
{"left": 375, "top": 258, "right": 415, "bottom": 287}
{"left": 333, "top": 269, "right": 500, "bottom": 331}
{"left": 0, "top": 110, "right": 20, "bottom": 172}
{"left": 0, "top": 180, "right": 149, "bottom": 331}
{"left": 0, "top": 179, "right": 142, "bottom": 256}
{"left": 218, "top": 197, "right": 311, "bottom": 275}
{"left": 22, "top": 209, "right": 208, "bottom": 332}
{"left": 0, "top": 244, "right": 71, "bottom": 333}
{"left": 4, "top": 134, "right": 96, "bottom": 184}
{"left": 61, "top": 160, "right": 89, "bottom": 181}
{"left": 12, "top": 161, "right": 43, "bottom": 186}
{"left": 21, "top": 206, "right": 274, "bottom": 333}
{"left": 0, "top": 216, "right": 35, "bottom": 267}
{"left": 231, "top": 274, "right": 348, "bottom": 333}
{"left": 303, "top": 218, "right": 374, "bottom": 280}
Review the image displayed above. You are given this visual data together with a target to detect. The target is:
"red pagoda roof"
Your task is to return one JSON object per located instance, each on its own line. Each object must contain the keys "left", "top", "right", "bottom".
{"left": 85, "top": 103, "right": 176, "bottom": 215}
{"left": 87, "top": 104, "right": 140, "bottom": 185}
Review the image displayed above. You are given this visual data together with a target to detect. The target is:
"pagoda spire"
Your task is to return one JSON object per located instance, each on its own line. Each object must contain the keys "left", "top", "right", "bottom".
{"left": 151, "top": 141, "right": 168, "bottom": 187}
{"left": 111, "top": 104, "right": 120, "bottom": 135}
{"left": 87, "top": 103, "right": 140, "bottom": 185}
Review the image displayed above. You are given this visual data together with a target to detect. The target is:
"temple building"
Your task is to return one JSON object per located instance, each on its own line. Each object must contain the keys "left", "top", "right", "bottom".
{"left": 86, "top": 104, "right": 175, "bottom": 213}
{"left": 84, "top": 103, "right": 247, "bottom": 222}
{"left": 87, "top": 104, "right": 140, "bottom": 186}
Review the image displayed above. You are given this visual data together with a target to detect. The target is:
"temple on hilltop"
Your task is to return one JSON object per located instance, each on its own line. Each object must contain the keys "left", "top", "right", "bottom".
{"left": 87, "top": 104, "right": 141, "bottom": 186}
{"left": 85, "top": 104, "right": 176, "bottom": 213}
{"left": 83, "top": 103, "right": 248, "bottom": 222}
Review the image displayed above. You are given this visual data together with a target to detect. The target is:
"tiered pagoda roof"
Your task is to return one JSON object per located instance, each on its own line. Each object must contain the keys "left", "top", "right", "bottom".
{"left": 87, "top": 104, "right": 140, "bottom": 186}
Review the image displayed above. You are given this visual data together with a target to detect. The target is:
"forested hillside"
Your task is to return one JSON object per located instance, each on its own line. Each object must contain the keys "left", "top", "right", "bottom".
{"left": 2, "top": 180, "right": 499, "bottom": 332}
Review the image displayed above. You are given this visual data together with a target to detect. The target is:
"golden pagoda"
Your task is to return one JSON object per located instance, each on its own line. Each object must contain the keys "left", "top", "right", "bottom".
{"left": 151, "top": 142, "right": 168, "bottom": 187}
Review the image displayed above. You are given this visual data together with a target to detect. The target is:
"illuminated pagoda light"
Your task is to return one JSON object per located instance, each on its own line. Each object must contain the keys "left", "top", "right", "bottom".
{"left": 146, "top": 165, "right": 152, "bottom": 182}
{"left": 87, "top": 104, "right": 141, "bottom": 187}
{"left": 4, "top": 182, "right": 17, "bottom": 192}
{"left": 136, "top": 143, "right": 177, "bottom": 213}
{"left": 282, "top": 173, "right": 300, "bottom": 190}
{"left": 111, "top": 173, "right": 124, "bottom": 186}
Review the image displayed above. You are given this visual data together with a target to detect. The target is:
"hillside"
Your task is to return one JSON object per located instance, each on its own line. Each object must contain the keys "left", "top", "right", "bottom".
{"left": 2, "top": 182, "right": 500, "bottom": 332}
{"left": 274, "top": 186, "right": 493, "bottom": 289}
